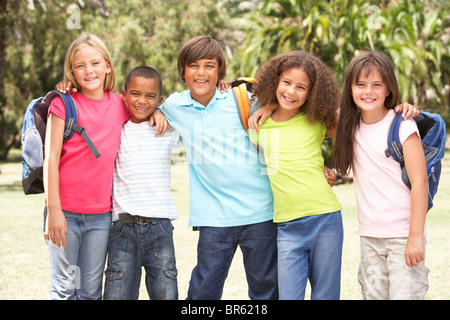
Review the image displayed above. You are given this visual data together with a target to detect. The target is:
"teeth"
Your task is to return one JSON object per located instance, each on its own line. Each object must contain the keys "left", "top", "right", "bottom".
{"left": 284, "top": 96, "right": 295, "bottom": 102}
{"left": 195, "top": 80, "right": 207, "bottom": 83}
{"left": 85, "top": 77, "right": 97, "bottom": 81}
{"left": 362, "top": 98, "right": 375, "bottom": 102}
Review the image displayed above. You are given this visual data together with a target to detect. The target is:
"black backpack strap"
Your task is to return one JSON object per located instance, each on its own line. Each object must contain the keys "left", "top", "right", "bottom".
{"left": 66, "top": 121, "right": 101, "bottom": 159}
{"left": 384, "top": 113, "right": 404, "bottom": 166}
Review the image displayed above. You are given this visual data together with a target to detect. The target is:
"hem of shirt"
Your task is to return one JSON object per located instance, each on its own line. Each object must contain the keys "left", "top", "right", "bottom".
{"left": 359, "top": 232, "right": 412, "bottom": 239}
{"left": 62, "top": 207, "right": 112, "bottom": 214}
{"left": 188, "top": 213, "right": 274, "bottom": 228}
{"left": 112, "top": 212, "right": 179, "bottom": 221}
{"left": 273, "top": 205, "right": 342, "bottom": 224}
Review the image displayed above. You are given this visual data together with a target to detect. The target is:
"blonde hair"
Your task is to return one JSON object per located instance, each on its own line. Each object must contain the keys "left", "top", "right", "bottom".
{"left": 63, "top": 34, "right": 115, "bottom": 92}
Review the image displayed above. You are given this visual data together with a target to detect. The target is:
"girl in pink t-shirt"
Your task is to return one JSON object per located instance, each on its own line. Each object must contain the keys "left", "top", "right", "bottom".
{"left": 334, "top": 51, "right": 429, "bottom": 299}
{"left": 43, "top": 34, "right": 129, "bottom": 299}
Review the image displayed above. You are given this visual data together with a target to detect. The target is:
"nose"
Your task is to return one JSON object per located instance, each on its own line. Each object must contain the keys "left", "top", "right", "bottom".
{"left": 286, "top": 84, "right": 295, "bottom": 94}
{"left": 197, "top": 65, "right": 206, "bottom": 75}
{"left": 364, "top": 85, "right": 373, "bottom": 94}
{"left": 85, "top": 65, "right": 93, "bottom": 74}
{"left": 137, "top": 95, "right": 146, "bottom": 105}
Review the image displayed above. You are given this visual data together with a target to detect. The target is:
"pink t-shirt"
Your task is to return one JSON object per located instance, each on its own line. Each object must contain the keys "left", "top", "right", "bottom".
{"left": 353, "top": 109, "right": 420, "bottom": 238}
{"left": 48, "top": 92, "right": 130, "bottom": 213}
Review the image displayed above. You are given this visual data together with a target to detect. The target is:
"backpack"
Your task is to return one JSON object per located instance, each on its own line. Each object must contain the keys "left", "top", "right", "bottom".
{"left": 231, "top": 77, "right": 259, "bottom": 130}
{"left": 385, "top": 111, "right": 446, "bottom": 211}
{"left": 21, "top": 90, "right": 100, "bottom": 195}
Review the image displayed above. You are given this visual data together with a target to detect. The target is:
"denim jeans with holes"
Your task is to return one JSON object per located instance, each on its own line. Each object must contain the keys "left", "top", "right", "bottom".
{"left": 103, "top": 217, "right": 178, "bottom": 300}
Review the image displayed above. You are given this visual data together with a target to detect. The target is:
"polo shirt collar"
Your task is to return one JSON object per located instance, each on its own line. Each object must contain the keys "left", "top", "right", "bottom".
{"left": 179, "top": 88, "right": 228, "bottom": 109}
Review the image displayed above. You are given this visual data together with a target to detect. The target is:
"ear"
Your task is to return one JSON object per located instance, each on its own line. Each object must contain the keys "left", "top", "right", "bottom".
{"left": 157, "top": 95, "right": 164, "bottom": 107}
{"left": 105, "top": 60, "right": 112, "bottom": 74}
{"left": 121, "top": 90, "right": 127, "bottom": 103}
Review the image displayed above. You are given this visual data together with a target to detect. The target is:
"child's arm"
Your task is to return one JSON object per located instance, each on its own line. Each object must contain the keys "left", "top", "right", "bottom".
{"left": 248, "top": 103, "right": 278, "bottom": 131}
{"left": 402, "top": 132, "right": 428, "bottom": 267}
{"left": 149, "top": 109, "right": 171, "bottom": 136}
{"left": 43, "top": 113, "right": 67, "bottom": 248}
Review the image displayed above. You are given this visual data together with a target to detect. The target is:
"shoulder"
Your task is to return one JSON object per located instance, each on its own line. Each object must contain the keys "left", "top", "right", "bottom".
{"left": 164, "top": 91, "right": 188, "bottom": 105}
{"left": 399, "top": 117, "right": 419, "bottom": 143}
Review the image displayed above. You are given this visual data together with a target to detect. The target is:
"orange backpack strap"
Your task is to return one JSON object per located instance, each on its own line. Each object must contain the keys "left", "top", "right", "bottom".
{"left": 231, "top": 78, "right": 255, "bottom": 130}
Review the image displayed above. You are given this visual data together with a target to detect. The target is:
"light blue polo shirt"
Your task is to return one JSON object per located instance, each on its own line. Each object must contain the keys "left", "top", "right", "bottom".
{"left": 159, "top": 88, "right": 274, "bottom": 227}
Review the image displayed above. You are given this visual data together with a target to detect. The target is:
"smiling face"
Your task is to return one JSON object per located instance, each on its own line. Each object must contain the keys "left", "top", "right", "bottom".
{"left": 184, "top": 58, "right": 219, "bottom": 107}
{"left": 351, "top": 68, "right": 390, "bottom": 123}
{"left": 274, "top": 68, "right": 310, "bottom": 119}
{"left": 122, "top": 76, "right": 163, "bottom": 123}
{"left": 71, "top": 45, "right": 111, "bottom": 99}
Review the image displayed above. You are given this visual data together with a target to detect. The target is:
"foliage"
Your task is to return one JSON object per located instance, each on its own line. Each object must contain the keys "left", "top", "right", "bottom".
{"left": 235, "top": 0, "right": 449, "bottom": 116}
{"left": 1, "top": 0, "right": 449, "bottom": 160}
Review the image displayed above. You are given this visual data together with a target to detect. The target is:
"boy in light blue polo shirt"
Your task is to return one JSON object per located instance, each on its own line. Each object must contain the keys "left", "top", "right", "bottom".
{"left": 159, "top": 36, "right": 278, "bottom": 300}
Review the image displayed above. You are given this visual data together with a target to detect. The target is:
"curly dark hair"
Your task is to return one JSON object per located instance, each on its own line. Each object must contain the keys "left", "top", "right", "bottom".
{"left": 252, "top": 51, "right": 340, "bottom": 129}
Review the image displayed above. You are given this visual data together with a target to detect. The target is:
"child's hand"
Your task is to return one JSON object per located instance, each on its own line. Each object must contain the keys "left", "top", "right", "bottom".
{"left": 248, "top": 104, "right": 277, "bottom": 131}
{"left": 324, "top": 166, "right": 336, "bottom": 187}
{"left": 405, "top": 235, "right": 425, "bottom": 267}
{"left": 217, "top": 80, "right": 231, "bottom": 93}
{"left": 45, "top": 209, "right": 67, "bottom": 248}
{"left": 56, "top": 80, "right": 77, "bottom": 94}
{"left": 394, "top": 102, "right": 419, "bottom": 120}
{"left": 150, "top": 109, "right": 171, "bottom": 136}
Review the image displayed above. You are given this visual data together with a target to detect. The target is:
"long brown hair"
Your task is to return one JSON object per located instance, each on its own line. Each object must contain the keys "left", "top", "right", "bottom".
{"left": 252, "top": 51, "right": 339, "bottom": 129}
{"left": 334, "top": 51, "right": 399, "bottom": 176}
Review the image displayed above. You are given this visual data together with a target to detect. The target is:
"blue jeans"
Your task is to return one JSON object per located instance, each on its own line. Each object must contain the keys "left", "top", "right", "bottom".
{"left": 103, "top": 217, "right": 178, "bottom": 300}
{"left": 277, "top": 211, "right": 343, "bottom": 300}
{"left": 46, "top": 209, "right": 111, "bottom": 300}
{"left": 187, "top": 220, "right": 278, "bottom": 300}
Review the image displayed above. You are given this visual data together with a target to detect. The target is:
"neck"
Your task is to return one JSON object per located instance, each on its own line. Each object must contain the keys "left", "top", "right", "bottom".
{"left": 271, "top": 107, "right": 300, "bottom": 122}
{"left": 80, "top": 89, "right": 105, "bottom": 100}
{"left": 360, "top": 108, "right": 389, "bottom": 124}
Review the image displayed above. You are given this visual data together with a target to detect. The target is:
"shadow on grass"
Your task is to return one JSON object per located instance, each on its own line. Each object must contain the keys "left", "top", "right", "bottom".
{"left": 0, "top": 153, "right": 24, "bottom": 192}
{"left": 0, "top": 182, "right": 23, "bottom": 192}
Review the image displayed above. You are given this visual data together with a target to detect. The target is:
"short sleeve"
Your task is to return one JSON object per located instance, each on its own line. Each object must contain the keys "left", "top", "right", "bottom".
{"left": 48, "top": 96, "right": 66, "bottom": 120}
{"left": 399, "top": 118, "right": 420, "bottom": 145}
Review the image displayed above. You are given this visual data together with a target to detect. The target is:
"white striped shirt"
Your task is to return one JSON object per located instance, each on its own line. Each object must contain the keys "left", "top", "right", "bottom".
{"left": 112, "top": 121, "right": 181, "bottom": 220}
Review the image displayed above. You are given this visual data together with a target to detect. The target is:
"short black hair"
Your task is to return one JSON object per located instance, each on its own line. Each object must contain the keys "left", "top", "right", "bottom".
{"left": 124, "top": 66, "right": 163, "bottom": 94}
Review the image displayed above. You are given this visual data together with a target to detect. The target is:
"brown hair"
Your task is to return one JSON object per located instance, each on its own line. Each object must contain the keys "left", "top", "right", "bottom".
{"left": 334, "top": 51, "right": 399, "bottom": 176}
{"left": 252, "top": 51, "right": 339, "bottom": 129}
{"left": 63, "top": 34, "right": 115, "bottom": 92}
{"left": 177, "top": 35, "right": 226, "bottom": 83}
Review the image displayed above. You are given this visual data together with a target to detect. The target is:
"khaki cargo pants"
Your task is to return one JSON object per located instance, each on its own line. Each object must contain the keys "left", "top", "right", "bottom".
{"left": 358, "top": 236, "right": 429, "bottom": 300}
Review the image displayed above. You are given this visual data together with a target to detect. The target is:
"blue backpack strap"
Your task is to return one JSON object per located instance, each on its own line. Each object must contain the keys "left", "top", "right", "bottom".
{"left": 49, "top": 90, "right": 101, "bottom": 159}
{"left": 385, "top": 112, "right": 404, "bottom": 166}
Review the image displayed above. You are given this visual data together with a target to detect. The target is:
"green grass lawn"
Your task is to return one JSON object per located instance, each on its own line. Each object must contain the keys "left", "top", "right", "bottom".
{"left": 1, "top": 150, "right": 449, "bottom": 300}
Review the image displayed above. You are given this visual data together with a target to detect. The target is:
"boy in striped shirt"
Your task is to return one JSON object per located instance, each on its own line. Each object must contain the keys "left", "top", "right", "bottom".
{"left": 103, "top": 66, "right": 181, "bottom": 300}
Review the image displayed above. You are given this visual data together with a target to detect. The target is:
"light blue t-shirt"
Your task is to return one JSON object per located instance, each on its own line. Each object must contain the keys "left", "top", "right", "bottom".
{"left": 159, "top": 88, "right": 273, "bottom": 227}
